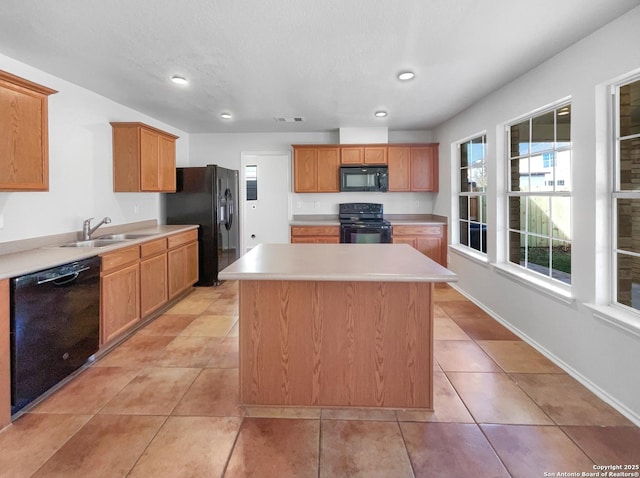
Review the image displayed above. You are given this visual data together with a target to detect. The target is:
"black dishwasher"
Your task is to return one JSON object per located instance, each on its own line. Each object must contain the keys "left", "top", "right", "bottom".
{"left": 10, "top": 256, "right": 101, "bottom": 414}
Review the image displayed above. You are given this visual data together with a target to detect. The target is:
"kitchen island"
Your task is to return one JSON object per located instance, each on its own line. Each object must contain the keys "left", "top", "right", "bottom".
{"left": 218, "top": 243, "right": 457, "bottom": 410}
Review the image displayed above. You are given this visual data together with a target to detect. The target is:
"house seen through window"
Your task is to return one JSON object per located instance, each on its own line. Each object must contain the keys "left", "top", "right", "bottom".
{"left": 458, "top": 134, "right": 487, "bottom": 254}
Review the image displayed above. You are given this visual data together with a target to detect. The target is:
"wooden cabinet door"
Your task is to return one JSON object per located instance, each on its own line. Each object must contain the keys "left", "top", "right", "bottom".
{"left": 316, "top": 148, "right": 340, "bottom": 192}
{"left": 140, "top": 128, "right": 160, "bottom": 191}
{"left": 340, "top": 147, "right": 363, "bottom": 164}
{"left": 0, "top": 71, "right": 56, "bottom": 191}
{"left": 411, "top": 146, "right": 438, "bottom": 192}
{"left": 168, "top": 241, "right": 198, "bottom": 299}
{"left": 185, "top": 241, "right": 199, "bottom": 287}
{"left": 159, "top": 134, "right": 176, "bottom": 192}
{"left": 101, "top": 263, "right": 140, "bottom": 344}
{"left": 140, "top": 254, "right": 168, "bottom": 317}
{"left": 293, "top": 148, "right": 317, "bottom": 192}
{"left": 364, "top": 146, "right": 387, "bottom": 164}
{"left": 392, "top": 236, "right": 416, "bottom": 247}
{"left": 388, "top": 146, "right": 411, "bottom": 191}
{"left": 416, "top": 237, "right": 443, "bottom": 265}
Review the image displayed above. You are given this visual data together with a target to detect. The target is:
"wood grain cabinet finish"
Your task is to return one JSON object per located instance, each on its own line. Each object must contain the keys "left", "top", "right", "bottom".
{"left": 388, "top": 144, "right": 439, "bottom": 192}
{"left": 340, "top": 145, "right": 387, "bottom": 165}
{"left": 111, "top": 122, "right": 178, "bottom": 192}
{"left": 292, "top": 146, "right": 340, "bottom": 193}
{"left": 392, "top": 224, "right": 447, "bottom": 267}
{"left": 139, "top": 238, "right": 168, "bottom": 317}
{"left": 0, "top": 280, "right": 10, "bottom": 429}
{"left": 0, "top": 70, "right": 57, "bottom": 191}
{"left": 167, "top": 230, "right": 199, "bottom": 299}
{"left": 100, "top": 246, "right": 140, "bottom": 345}
{"left": 290, "top": 225, "right": 340, "bottom": 243}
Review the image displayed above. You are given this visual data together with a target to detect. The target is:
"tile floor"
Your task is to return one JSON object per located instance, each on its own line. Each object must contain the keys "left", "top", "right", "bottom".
{"left": 1, "top": 281, "right": 639, "bottom": 477}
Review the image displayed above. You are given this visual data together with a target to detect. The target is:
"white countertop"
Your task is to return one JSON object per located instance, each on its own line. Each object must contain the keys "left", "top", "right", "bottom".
{"left": 219, "top": 243, "right": 457, "bottom": 283}
{"left": 0, "top": 225, "right": 198, "bottom": 280}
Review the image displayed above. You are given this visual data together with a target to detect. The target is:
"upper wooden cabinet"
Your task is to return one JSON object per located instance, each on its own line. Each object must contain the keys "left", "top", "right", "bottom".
{"left": 111, "top": 122, "right": 178, "bottom": 192}
{"left": 388, "top": 143, "right": 439, "bottom": 192}
{"left": 293, "top": 145, "right": 340, "bottom": 193}
{"left": 0, "top": 70, "right": 57, "bottom": 191}
{"left": 340, "top": 145, "right": 388, "bottom": 165}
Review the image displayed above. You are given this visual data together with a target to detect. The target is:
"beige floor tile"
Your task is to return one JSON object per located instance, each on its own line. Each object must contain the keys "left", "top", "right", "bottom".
{"left": 434, "top": 316, "right": 472, "bottom": 340}
{"left": 396, "top": 372, "right": 474, "bottom": 423}
{"left": 447, "top": 372, "right": 553, "bottom": 425}
{"left": 452, "top": 317, "right": 520, "bottom": 340}
{"left": 245, "top": 406, "right": 321, "bottom": 419}
{"left": 135, "top": 314, "right": 198, "bottom": 336}
{"left": 179, "top": 314, "right": 237, "bottom": 337}
{"left": 206, "top": 338, "right": 239, "bottom": 368}
{"left": 401, "top": 422, "right": 510, "bottom": 477}
{"left": 0, "top": 413, "right": 92, "bottom": 478}
{"left": 320, "top": 420, "right": 413, "bottom": 478}
{"left": 433, "top": 304, "right": 450, "bottom": 319}
{"left": 477, "top": 340, "right": 565, "bottom": 373}
{"left": 32, "top": 414, "right": 165, "bottom": 478}
{"left": 172, "top": 368, "right": 243, "bottom": 417}
{"left": 225, "top": 418, "right": 319, "bottom": 477}
{"left": 128, "top": 416, "right": 242, "bottom": 478}
{"left": 321, "top": 407, "right": 397, "bottom": 421}
{"left": 434, "top": 340, "right": 501, "bottom": 372}
{"left": 438, "top": 300, "right": 493, "bottom": 319}
{"left": 152, "top": 336, "right": 219, "bottom": 368}
{"left": 561, "top": 425, "right": 640, "bottom": 464}
{"left": 94, "top": 334, "right": 174, "bottom": 368}
{"left": 511, "top": 374, "right": 634, "bottom": 426}
{"left": 226, "top": 321, "right": 239, "bottom": 337}
{"left": 100, "top": 367, "right": 199, "bottom": 415}
{"left": 433, "top": 286, "right": 467, "bottom": 302}
{"left": 166, "top": 297, "right": 214, "bottom": 315}
{"left": 33, "top": 366, "right": 139, "bottom": 414}
{"left": 482, "top": 424, "right": 595, "bottom": 477}
{"left": 206, "top": 298, "right": 239, "bottom": 315}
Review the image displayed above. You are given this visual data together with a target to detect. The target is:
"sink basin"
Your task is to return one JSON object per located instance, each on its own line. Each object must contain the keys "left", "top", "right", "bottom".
{"left": 59, "top": 239, "right": 129, "bottom": 248}
{"left": 96, "top": 233, "right": 155, "bottom": 240}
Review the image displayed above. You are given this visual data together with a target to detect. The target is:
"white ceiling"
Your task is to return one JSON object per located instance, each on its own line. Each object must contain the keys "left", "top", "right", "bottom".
{"left": 1, "top": 0, "right": 638, "bottom": 134}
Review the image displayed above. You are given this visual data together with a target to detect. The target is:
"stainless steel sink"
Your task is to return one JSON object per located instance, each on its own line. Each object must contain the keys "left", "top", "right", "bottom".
{"left": 96, "top": 233, "right": 155, "bottom": 240}
{"left": 59, "top": 239, "right": 129, "bottom": 248}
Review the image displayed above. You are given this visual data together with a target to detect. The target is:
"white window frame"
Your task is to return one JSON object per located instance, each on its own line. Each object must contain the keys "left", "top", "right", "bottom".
{"left": 505, "top": 101, "right": 572, "bottom": 290}
{"left": 457, "top": 133, "right": 488, "bottom": 256}
{"left": 611, "top": 73, "right": 640, "bottom": 316}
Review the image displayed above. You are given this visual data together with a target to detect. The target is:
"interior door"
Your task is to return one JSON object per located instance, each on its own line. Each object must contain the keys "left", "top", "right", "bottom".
{"left": 241, "top": 152, "right": 291, "bottom": 253}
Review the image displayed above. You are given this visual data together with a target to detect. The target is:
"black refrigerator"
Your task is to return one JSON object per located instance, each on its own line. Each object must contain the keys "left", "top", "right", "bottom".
{"left": 164, "top": 165, "right": 240, "bottom": 286}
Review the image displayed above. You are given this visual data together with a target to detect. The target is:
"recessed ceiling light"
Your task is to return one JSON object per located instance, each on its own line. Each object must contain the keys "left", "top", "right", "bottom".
{"left": 220, "top": 112, "right": 232, "bottom": 119}
{"left": 397, "top": 71, "right": 415, "bottom": 81}
{"left": 375, "top": 110, "right": 388, "bottom": 118}
{"left": 171, "top": 76, "right": 188, "bottom": 85}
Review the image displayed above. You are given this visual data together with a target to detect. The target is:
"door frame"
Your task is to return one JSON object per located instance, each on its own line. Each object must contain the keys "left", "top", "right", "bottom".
{"left": 239, "top": 151, "right": 292, "bottom": 255}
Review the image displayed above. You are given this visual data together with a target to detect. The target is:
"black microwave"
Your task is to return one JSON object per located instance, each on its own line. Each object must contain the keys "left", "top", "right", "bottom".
{"left": 339, "top": 165, "right": 388, "bottom": 192}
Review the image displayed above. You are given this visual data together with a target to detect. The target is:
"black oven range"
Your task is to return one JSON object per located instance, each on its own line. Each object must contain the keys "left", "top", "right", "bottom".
{"left": 339, "top": 202, "right": 392, "bottom": 244}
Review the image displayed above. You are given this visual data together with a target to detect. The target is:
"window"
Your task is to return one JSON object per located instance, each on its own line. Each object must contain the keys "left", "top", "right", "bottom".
{"left": 459, "top": 134, "right": 487, "bottom": 253}
{"left": 246, "top": 165, "right": 257, "bottom": 200}
{"left": 507, "top": 103, "right": 572, "bottom": 284}
{"left": 613, "top": 76, "right": 640, "bottom": 312}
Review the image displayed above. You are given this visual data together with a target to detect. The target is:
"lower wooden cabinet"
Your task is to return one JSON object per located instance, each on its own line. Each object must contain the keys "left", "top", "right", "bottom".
{"left": 100, "top": 229, "right": 198, "bottom": 347}
{"left": 392, "top": 225, "right": 447, "bottom": 266}
{"left": 101, "top": 257, "right": 140, "bottom": 345}
{"left": 290, "top": 225, "right": 340, "bottom": 243}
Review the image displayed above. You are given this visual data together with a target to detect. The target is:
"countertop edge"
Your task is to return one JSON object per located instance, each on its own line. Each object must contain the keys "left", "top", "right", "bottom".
{"left": 218, "top": 271, "right": 458, "bottom": 282}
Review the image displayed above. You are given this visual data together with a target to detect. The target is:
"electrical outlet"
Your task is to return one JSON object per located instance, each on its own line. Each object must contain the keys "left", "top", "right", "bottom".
{"left": 314, "top": 201, "right": 320, "bottom": 209}
{"left": 0, "top": 214, "right": 4, "bottom": 229}
{"left": 414, "top": 201, "right": 421, "bottom": 209}
{"left": 133, "top": 204, "right": 139, "bottom": 215}
{"left": 296, "top": 201, "right": 303, "bottom": 209}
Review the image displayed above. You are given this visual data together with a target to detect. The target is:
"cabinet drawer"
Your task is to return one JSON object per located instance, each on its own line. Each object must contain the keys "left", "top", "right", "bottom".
{"left": 101, "top": 245, "right": 140, "bottom": 273}
{"left": 167, "top": 229, "right": 198, "bottom": 248}
{"left": 140, "top": 238, "right": 167, "bottom": 257}
{"left": 291, "top": 226, "right": 339, "bottom": 236}
{"left": 393, "top": 225, "right": 443, "bottom": 237}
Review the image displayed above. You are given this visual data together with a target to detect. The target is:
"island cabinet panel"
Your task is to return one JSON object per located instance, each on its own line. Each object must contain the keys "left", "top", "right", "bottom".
{"left": 0, "top": 70, "right": 57, "bottom": 191}
{"left": 239, "top": 280, "right": 433, "bottom": 409}
{"left": 290, "top": 225, "right": 340, "bottom": 243}
{"left": 0, "top": 279, "right": 10, "bottom": 429}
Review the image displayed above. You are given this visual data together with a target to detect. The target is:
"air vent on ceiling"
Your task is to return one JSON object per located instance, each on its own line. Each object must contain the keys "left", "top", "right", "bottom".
{"left": 274, "top": 117, "right": 305, "bottom": 123}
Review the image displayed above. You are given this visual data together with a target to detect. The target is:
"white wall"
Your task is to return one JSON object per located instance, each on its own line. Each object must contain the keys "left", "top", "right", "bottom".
{"left": 434, "top": 6, "right": 640, "bottom": 423}
{"left": 189, "top": 129, "right": 436, "bottom": 216}
{"left": 0, "top": 54, "right": 189, "bottom": 243}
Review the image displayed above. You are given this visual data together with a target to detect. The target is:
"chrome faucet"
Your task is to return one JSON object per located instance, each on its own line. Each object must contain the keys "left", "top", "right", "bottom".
{"left": 82, "top": 217, "right": 111, "bottom": 240}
